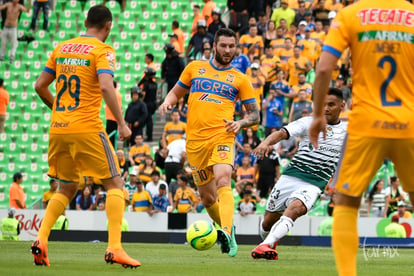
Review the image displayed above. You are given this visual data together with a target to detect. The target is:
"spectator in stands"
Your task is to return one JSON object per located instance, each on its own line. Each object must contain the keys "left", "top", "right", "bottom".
{"left": 385, "top": 176, "right": 408, "bottom": 217}
{"left": 334, "top": 74, "right": 352, "bottom": 108}
{"left": 190, "top": 4, "right": 204, "bottom": 36}
{"left": 124, "top": 170, "right": 138, "bottom": 203}
{"left": 263, "top": 21, "right": 277, "bottom": 46}
{"left": 237, "top": 190, "right": 257, "bottom": 216}
{"left": 9, "top": 172, "right": 25, "bottom": 209}
{"left": 305, "top": 61, "right": 315, "bottom": 84}
{"left": 171, "top": 20, "right": 185, "bottom": 54}
{"left": 196, "top": 41, "right": 212, "bottom": 60}
{"left": 312, "top": 0, "right": 330, "bottom": 27}
{"left": 169, "top": 33, "right": 182, "bottom": 55}
{"left": 128, "top": 135, "right": 151, "bottom": 166}
{"left": 202, "top": 0, "right": 216, "bottom": 26}
{"left": 116, "top": 149, "right": 129, "bottom": 181}
{"left": 144, "top": 53, "right": 156, "bottom": 72}
{"left": 145, "top": 170, "right": 168, "bottom": 198}
{"left": 256, "top": 12, "right": 268, "bottom": 36}
{"left": 294, "top": 1, "right": 308, "bottom": 26}
{"left": 171, "top": 176, "right": 199, "bottom": 213}
{"left": 137, "top": 155, "right": 159, "bottom": 185}
{"left": 238, "top": 181, "right": 261, "bottom": 202}
{"left": 257, "top": 145, "right": 280, "bottom": 198}
{"left": 289, "top": 72, "right": 313, "bottom": 101}
{"left": 1, "top": 0, "right": 23, "bottom": 29}
{"left": 185, "top": 20, "right": 214, "bottom": 59}
{"left": 149, "top": 183, "right": 169, "bottom": 215}
{"left": 42, "top": 179, "right": 58, "bottom": 209}
{"left": 310, "top": 20, "right": 326, "bottom": 45}
{"left": 162, "top": 109, "right": 186, "bottom": 146}
{"left": 93, "top": 185, "right": 106, "bottom": 209}
{"left": 303, "top": 11, "right": 315, "bottom": 31}
{"left": 105, "top": 81, "right": 122, "bottom": 147}
{"left": 0, "top": 78, "right": 9, "bottom": 133}
{"left": 76, "top": 185, "right": 96, "bottom": 211}
{"left": 269, "top": 70, "right": 290, "bottom": 105}
{"left": 271, "top": 0, "right": 295, "bottom": 28}
{"left": 167, "top": 169, "right": 186, "bottom": 207}
{"left": 175, "top": 97, "right": 188, "bottom": 123}
{"left": 263, "top": 89, "right": 283, "bottom": 136}
{"left": 261, "top": 46, "right": 281, "bottom": 98}
{"left": 227, "top": 0, "right": 249, "bottom": 35}
{"left": 131, "top": 179, "right": 153, "bottom": 213}
{"left": 165, "top": 137, "right": 186, "bottom": 185}
{"left": 385, "top": 215, "right": 406, "bottom": 238}
{"left": 235, "top": 143, "right": 257, "bottom": 168}
{"left": 392, "top": 201, "right": 413, "bottom": 219}
{"left": 161, "top": 43, "right": 185, "bottom": 92}
{"left": 366, "top": 179, "right": 387, "bottom": 218}
{"left": 287, "top": 46, "right": 308, "bottom": 87}
{"left": 231, "top": 44, "right": 250, "bottom": 74}
{"left": 207, "top": 8, "right": 226, "bottom": 37}
{"left": 0, "top": 0, "right": 30, "bottom": 63}
{"left": 154, "top": 138, "right": 168, "bottom": 170}
{"left": 240, "top": 25, "right": 264, "bottom": 58}
{"left": 29, "top": 0, "right": 48, "bottom": 32}
{"left": 138, "top": 67, "right": 158, "bottom": 142}
{"left": 242, "top": 127, "right": 261, "bottom": 150}
{"left": 125, "top": 87, "right": 147, "bottom": 145}
{"left": 277, "top": 135, "right": 298, "bottom": 160}
{"left": 248, "top": 63, "right": 265, "bottom": 112}
{"left": 0, "top": 207, "right": 20, "bottom": 240}
{"left": 235, "top": 156, "right": 256, "bottom": 186}
{"left": 289, "top": 89, "right": 313, "bottom": 122}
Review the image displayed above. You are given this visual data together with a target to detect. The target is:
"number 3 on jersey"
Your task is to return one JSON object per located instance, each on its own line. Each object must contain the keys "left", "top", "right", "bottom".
{"left": 55, "top": 74, "right": 81, "bottom": 111}
{"left": 378, "top": 56, "right": 401, "bottom": 107}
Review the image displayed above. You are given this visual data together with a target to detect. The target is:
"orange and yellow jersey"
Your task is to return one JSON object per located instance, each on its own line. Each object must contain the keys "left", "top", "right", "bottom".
{"left": 44, "top": 35, "right": 115, "bottom": 134}
{"left": 164, "top": 121, "right": 187, "bottom": 145}
{"left": 291, "top": 83, "right": 313, "bottom": 102}
{"left": 202, "top": 0, "right": 216, "bottom": 26}
{"left": 323, "top": 0, "right": 414, "bottom": 138}
{"left": 260, "top": 55, "right": 281, "bottom": 82}
{"left": 177, "top": 60, "right": 256, "bottom": 141}
{"left": 297, "top": 39, "right": 320, "bottom": 65}
{"left": 129, "top": 144, "right": 151, "bottom": 164}
{"left": 288, "top": 0, "right": 311, "bottom": 9}
{"left": 270, "top": 38, "right": 286, "bottom": 56}
{"left": 239, "top": 34, "right": 264, "bottom": 56}
{"left": 285, "top": 33, "right": 297, "bottom": 45}
{"left": 137, "top": 164, "right": 160, "bottom": 184}
{"left": 236, "top": 166, "right": 255, "bottom": 182}
{"left": 287, "top": 56, "right": 308, "bottom": 86}
{"left": 310, "top": 31, "right": 326, "bottom": 45}
{"left": 174, "top": 187, "right": 199, "bottom": 213}
{"left": 247, "top": 74, "right": 265, "bottom": 111}
{"left": 278, "top": 48, "right": 294, "bottom": 72}
{"left": 325, "top": 0, "right": 344, "bottom": 11}
{"left": 131, "top": 190, "right": 152, "bottom": 212}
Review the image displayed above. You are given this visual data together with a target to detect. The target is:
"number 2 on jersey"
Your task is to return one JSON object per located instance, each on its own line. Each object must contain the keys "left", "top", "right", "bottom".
{"left": 55, "top": 74, "right": 81, "bottom": 111}
{"left": 378, "top": 56, "right": 401, "bottom": 107}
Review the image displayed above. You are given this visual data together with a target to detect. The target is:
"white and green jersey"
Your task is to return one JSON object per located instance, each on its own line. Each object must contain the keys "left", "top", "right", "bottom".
{"left": 282, "top": 116, "right": 348, "bottom": 189}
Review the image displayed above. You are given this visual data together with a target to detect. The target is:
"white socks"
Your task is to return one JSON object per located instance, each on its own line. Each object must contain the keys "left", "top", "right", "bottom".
{"left": 262, "top": 216, "right": 294, "bottom": 246}
{"left": 259, "top": 222, "right": 269, "bottom": 240}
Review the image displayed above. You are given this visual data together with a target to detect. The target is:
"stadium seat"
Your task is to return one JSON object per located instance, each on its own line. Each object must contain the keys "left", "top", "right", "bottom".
{"left": 105, "top": 0, "right": 122, "bottom": 16}
{"left": 84, "top": 0, "right": 104, "bottom": 10}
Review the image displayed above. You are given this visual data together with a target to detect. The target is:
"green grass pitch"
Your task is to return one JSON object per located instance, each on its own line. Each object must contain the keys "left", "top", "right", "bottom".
{"left": 1, "top": 241, "right": 414, "bottom": 275}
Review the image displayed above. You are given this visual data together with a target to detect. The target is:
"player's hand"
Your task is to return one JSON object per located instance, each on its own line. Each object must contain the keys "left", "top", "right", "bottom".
{"left": 118, "top": 123, "right": 132, "bottom": 141}
{"left": 159, "top": 102, "right": 173, "bottom": 117}
{"left": 253, "top": 142, "right": 271, "bottom": 159}
{"left": 224, "top": 119, "right": 242, "bottom": 134}
{"left": 309, "top": 115, "right": 326, "bottom": 149}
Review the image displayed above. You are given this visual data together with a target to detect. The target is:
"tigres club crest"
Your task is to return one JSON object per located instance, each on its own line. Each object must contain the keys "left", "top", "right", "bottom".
{"left": 198, "top": 68, "right": 206, "bottom": 76}
{"left": 226, "top": 74, "right": 234, "bottom": 83}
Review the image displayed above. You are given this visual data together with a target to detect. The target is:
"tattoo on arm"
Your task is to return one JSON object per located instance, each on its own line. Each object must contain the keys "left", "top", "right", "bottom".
{"left": 40, "top": 96, "right": 54, "bottom": 110}
{"left": 240, "top": 102, "right": 260, "bottom": 128}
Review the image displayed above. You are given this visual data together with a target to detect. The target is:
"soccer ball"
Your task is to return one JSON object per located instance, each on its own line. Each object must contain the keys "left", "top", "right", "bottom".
{"left": 186, "top": 220, "right": 217, "bottom": 251}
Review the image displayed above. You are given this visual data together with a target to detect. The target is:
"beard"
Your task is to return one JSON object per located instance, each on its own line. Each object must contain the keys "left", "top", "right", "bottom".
{"left": 214, "top": 49, "right": 234, "bottom": 66}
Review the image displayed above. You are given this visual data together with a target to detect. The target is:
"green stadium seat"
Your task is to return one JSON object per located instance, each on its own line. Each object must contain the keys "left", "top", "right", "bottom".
{"left": 105, "top": 0, "right": 122, "bottom": 16}
{"left": 65, "top": 0, "right": 83, "bottom": 15}
{"left": 84, "top": 0, "right": 104, "bottom": 10}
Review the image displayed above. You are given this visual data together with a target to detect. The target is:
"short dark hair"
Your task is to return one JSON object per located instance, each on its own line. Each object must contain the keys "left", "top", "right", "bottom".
{"left": 145, "top": 53, "right": 154, "bottom": 61}
{"left": 172, "top": 20, "right": 179, "bottom": 28}
{"left": 214, "top": 28, "right": 237, "bottom": 45}
{"left": 86, "top": 4, "right": 112, "bottom": 29}
{"left": 179, "top": 175, "right": 188, "bottom": 183}
{"left": 13, "top": 172, "right": 22, "bottom": 182}
{"left": 159, "top": 184, "right": 167, "bottom": 190}
{"left": 390, "top": 176, "right": 398, "bottom": 183}
{"left": 151, "top": 170, "right": 161, "bottom": 177}
{"left": 328, "top": 88, "right": 344, "bottom": 101}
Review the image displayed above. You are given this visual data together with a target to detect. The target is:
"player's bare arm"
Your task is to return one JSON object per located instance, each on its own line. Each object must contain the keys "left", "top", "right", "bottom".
{"left": 34, "top": 71, "right": 55, "bottom": 110}
{"left": 224, "top": 102, "right": 260, "bottom": 134}
{"left": 99, "top": 73, "right": 131, "bottom": 141}
{"left": 309, "top": 51, "right": 338, "bottom": 148}
{"left": 159, "top": 83, "right": 188, "bottom": 116}
{"left": 253, "top": 128, "right": 288, "bottom": 159}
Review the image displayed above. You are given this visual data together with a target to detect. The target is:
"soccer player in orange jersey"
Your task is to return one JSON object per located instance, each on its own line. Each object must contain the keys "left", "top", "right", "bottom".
{"left": 309, "top": 1, "right": 414, "bottom": 275}
{"left": 31, "top": 5, "right": 140, "bottom": 268}
{"left": 159, "top": 28, "right": 260, "bottom": 257}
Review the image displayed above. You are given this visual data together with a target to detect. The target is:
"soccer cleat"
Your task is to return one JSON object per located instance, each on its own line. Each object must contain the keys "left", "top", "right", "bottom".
{"left": 31, "top": 239, "right": 50, "bottom": 266}
{"left": 105, "top": 248, "right": 141, "bottom": 268}
{"left": 216, "top": 229, "right": 231, "bottom": 254}
{"left": 228, "top": 225, "right": 238, "bottom": 257}
{"left": 251, "top": 244, "right": 278, "bottom": 260}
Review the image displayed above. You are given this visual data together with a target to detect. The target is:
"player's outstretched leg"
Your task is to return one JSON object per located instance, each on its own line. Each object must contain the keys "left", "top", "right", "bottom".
{"left": 31, "top": 239, "right": 50, "bottom": 266}
{"left": 105, "top": 248, "right": 141, "bottom": 268}
{"left": 216, "top": 224, "right": 238, "bottom": 257}
{"left": 251, "top": 244, "right": 278, "bottom": 260}
{"left": 228, "top": 225, "right": 238, "bottom": 257}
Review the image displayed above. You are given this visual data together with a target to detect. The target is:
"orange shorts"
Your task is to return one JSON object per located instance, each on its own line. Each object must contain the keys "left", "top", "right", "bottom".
{"left": 334, "top": 135, "right": 414, "bottom": 197}
{"left": 187, "top": 137, "right": 234, "bottom": 186}
{"left": 48, "top": 132, "right": 120, "bottom": 183}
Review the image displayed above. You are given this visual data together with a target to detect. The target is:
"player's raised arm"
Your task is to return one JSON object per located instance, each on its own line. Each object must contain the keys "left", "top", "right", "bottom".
{"left": 158, "top": 83, "right": 188, "bottom": 116}
{"left": 253, "top": 128, "right": 289, "bottom": 159}
{"left": 34, "top": 71, "right": 55, "bottom": 110}
{"left": 309, "top": 51, "right": 339, "bottom": 148}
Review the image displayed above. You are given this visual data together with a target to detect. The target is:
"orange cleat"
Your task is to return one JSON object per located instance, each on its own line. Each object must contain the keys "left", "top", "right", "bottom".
{"left": 31, "top": 239, "right": 50, "bottom": 266}
{"left": 251, "top": 244, "right": 278, "bottom": 260}
{"left": 105, "top": 248, "right": 141, "bottom": 268}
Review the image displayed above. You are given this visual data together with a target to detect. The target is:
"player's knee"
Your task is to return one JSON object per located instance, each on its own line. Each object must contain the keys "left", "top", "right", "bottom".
{"left": 262, "top": 219, "right": 273, "bottom": 231}
{"left": 215, "top": 175, "right": 231, "bottom": 189}
{"left": 200, "top": 193, "right": 216, "bottom": 208}
{"left": 286, "top": 199, "right": 307, "bottom": 220}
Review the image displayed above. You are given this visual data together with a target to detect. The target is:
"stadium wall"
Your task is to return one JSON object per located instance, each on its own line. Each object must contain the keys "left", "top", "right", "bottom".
{"left": 1, "top": 210, "right": 414, "bottom": 243}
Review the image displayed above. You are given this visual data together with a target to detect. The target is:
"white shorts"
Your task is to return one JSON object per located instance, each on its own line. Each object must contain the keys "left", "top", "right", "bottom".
{"left": 265, "top": 175, "right": 322, "bottom": 213}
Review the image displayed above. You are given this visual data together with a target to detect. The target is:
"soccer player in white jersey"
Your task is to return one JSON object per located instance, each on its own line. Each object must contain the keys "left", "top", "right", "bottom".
{"left": 251, "top": 88, "right": 347, "bottom": 260}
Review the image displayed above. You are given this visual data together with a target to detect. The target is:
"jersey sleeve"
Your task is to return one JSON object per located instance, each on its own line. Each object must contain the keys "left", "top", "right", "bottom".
{"left": 238, "top": 75, "right": 257, "bottom": 105}
{"left": 44, "top": 48, "right": 57, "bottom": 76}
{"left": 284, "top": 116, "right": 311, "bottom": 138}
{"left": 322, "top": 9, "right": 351, "bottom": 58}
{"left": 95, "top": 45, "right": 115, "bottom": 76}
{"left": 177, "top": 62, "right": 194, "bottom": 89}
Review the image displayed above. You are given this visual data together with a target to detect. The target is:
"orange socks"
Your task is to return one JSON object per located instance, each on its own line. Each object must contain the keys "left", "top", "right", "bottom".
{"left": 106, "top": 189, "right": 125, "bottom": 250}
{"left": 206, "top": 201, "right": 221, "bottom": 226}
{"left": 37, "top": 193, "right": 69, "bottom": 243}
{"left": 217, "top": 186, "right": 234, "bottom": 235}
{"left": 332, "top": 205, "right": 359, "bottom": 276}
